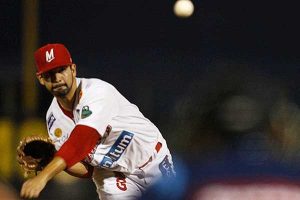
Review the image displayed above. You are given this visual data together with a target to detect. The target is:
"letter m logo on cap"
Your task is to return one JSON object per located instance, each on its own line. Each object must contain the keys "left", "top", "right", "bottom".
{"left": 46, "top": 48, "right": 55, "bottom": 62}
{"left": 34, "top": 43, "right": 72, "bottom": 75}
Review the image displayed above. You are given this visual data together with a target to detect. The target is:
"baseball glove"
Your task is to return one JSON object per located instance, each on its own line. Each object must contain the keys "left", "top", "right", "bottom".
{"left": 17, "top": 135, "right": 56, "bottom": 177}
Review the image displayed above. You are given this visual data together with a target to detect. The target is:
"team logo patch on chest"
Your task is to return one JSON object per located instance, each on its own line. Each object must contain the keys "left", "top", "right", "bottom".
{"left": 81, "top": 105, "right": 92, "bottom": 119}
{"left": 100, "top": 131, "right": 134, "bottom": 168}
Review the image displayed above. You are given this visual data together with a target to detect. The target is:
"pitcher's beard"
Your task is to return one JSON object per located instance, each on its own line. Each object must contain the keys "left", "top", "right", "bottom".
{"left": 51, "top": 77, "right": 74, "bottom": 97}
{"left": 52, "top": 86, "right": 70, "bottom": 97}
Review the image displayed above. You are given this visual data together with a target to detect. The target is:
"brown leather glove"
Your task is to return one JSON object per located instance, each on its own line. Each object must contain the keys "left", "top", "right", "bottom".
{"left": 17, "top": 135, "right": 56, "bottom": 177}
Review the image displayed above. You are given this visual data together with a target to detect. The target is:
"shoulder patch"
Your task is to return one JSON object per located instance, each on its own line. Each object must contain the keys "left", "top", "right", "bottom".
{"left": 47, "top": 113, "right": 56, "bottom": 131}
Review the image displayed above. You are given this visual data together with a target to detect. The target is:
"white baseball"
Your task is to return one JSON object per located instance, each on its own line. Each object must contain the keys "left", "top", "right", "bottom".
{"left": 173, "top": 0, "right": 194, "bottom": 18}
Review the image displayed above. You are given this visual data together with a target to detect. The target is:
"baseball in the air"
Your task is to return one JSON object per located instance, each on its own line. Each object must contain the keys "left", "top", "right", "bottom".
{"left": 173, "top": 0, "right": 194, "bottom": 18}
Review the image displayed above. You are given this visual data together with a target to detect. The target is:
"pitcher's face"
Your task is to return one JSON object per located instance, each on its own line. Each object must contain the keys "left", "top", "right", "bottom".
{"left": 37, "top": 64, "right": 76, "bottom": 97}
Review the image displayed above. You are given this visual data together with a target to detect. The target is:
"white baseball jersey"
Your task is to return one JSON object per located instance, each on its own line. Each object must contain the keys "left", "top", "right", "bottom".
{"left": 45, "top": 77, "right": 174, "bottom": 199}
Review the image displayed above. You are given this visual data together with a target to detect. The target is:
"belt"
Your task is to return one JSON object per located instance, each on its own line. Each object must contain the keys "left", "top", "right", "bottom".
{"left": 138, "top": 142, "right": 162, "bottom": 169}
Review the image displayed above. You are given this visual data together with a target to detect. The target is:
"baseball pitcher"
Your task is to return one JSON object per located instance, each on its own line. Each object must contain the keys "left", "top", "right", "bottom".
{"left": 19, "top": 43, "right": 175, "bottom": 199}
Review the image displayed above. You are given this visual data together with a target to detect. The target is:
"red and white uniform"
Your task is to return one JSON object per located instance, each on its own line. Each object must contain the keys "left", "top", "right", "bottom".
{"left": 45, "top": 78, "right": 175, "bottom": 199}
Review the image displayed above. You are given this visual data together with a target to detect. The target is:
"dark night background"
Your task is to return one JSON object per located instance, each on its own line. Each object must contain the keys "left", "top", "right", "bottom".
{"left": 1, "top": 0, "right": 300, "bottom": 199}
{"left": 1, "top": 1, "right": 300, "bottom": 111}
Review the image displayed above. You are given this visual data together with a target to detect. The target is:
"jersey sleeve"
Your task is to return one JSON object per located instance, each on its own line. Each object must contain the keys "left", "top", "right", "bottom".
{"left": 76, "top": 84, "right": 119, "bottom": 137}
{"left": 55, "top": 125, "right": 100, "bottom": 168}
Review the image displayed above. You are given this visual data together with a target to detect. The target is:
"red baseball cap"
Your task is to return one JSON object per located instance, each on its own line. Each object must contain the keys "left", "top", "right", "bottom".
{"left": 34, "top": 43, "right": 73, "bottom": 75}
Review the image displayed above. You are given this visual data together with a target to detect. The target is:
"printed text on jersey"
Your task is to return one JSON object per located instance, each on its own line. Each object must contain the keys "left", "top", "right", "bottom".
{"left": 100, "top": 131, "right": 134, "bottom": 168}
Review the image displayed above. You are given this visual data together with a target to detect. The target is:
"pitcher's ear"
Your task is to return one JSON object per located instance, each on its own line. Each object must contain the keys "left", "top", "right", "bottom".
{"left": 71, "top": 64, "right": 77, "bottom": 76}
{"left": 36, "top": 74, "right": 45, "bottom": 85}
